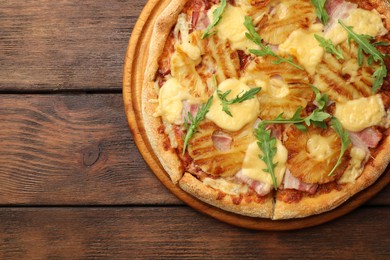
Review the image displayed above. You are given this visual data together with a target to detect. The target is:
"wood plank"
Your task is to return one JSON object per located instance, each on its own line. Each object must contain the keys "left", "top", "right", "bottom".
{"left": 0, "top": 0, "right": 147, "bottom": 91}
{"left": 0, "top": 207, "right": 388, "bottom": 259}
{"left": 0, "top": 94, "right": 387, "bottom": 207}
{"left": 0, "top": 94, "right": 179, "bottom": 205}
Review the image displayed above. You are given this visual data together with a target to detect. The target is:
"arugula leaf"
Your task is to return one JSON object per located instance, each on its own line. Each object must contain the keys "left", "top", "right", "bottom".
{"left": 314, "top": 34, "right": 344, "bottom": 60}
{"left": 182, "top": 96, "right": 214, "bottom": 155}
{"left": 328, "top": 117, "right": 351, "bottom": 176}
{"left": 244, "top": 16, "right": 304, "bottom": 70}
{"left": 339, "top": 20, "right": 388, "bottom": 92}
{"left": 311, "top": 0, "right": 329, "bottom": 25}
{"left": 310, "top": 84, "right": 329, "bottom": 111}
{"left": 255, "top": 122, "right": 278, "bottom": 190}
{"left": 201, "top": 0, "right": 227, "bottom": 39}
{"left": 217, "top": 87, "right": 261, "bottom": 116}
{"left": 262, "top": 106, "right": 331, "bottom": 130}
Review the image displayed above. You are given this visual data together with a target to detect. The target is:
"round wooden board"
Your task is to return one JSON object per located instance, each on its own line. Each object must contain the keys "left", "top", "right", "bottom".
{"left": 122, "top": 0, "right": 390, "bottom": 230}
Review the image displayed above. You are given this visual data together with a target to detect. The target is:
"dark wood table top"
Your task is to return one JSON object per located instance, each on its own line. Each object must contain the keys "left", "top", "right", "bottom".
{"left": 0, "top": 0, "right": 389, "bottom": 258}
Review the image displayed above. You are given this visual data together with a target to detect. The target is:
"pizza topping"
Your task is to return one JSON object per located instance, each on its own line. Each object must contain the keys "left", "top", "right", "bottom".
{"left": 211, "top": 130, "right": 233, "bottom": 151}
{"left": 311, "top": 0, "right": 329, "bottom": 25}
{"left": 217, "top": 86, "right": 261, "bottom": 117}
{"left": 339, "top": 146, "right": 367, "bottom": 183}
{"left": 202, "top": 0, "right": 227, "bottom": 39}
{"left": 334, "top": 95, "right": 386, "bottom": 132}
{"left": 183, "top": 96, "right": 214, "bottom": 155}
{"left": 244, "top": 16, "right": 304, "bottom": 71}
{"left": 283, "top": 169, "right": 318, "bottom": 194}
{"left": 236, "top": 170, "right": 272, "bottom": 196}
{"left": 349, "top": 127, "right": 383, "bottom": 150}
{"left": 328, "top": 117, "right": 351, "bottom": 176}
{"left": 314, "top": 34, "right": 344, "bottom": 60}
{"left": 206, "top": 78, "right": 259, "bottom": 131}
{"left": 279, "top": 23, "right": 324, "bottom": 75}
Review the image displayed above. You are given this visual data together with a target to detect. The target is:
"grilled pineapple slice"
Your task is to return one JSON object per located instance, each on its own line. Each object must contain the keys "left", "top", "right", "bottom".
{"left": 284, "top": 126, "right": 350, "bottom": 184}
{"left": 188, "top": 119, "right": 256, "bottom": 177}
{"left": 314, "top": 42, "right": 376, "bottom": 103}
{"left": 257, "top": 0, "right": 316, "bottom": 45}
{"left": 242, "top": 56, "right": 313, "bottom": 119}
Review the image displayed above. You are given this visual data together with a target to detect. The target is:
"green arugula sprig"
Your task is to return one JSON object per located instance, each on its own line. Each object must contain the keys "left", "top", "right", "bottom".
{"left": 201, "top": 0, "right": 227, "bottom": 39}
{"left": 182, "top": 96, "right": 214, "bottom": 155}
{"left": 311, "top": 0, "right": 329, "bottom": 25}
{"left": 339, "top": 20, "right": 388, "bottom": 92}
{"left": 243, "top": 16, "right": 304, "bottom": 70}
{"left": 310, "top": 84, "right": 329, "bottom": 111}
{"left": 255, "top": 122, "right": 278, "bottom": 190}
{"left": 314, "top": 34, "right": 344, "bottom": 60}
{"left": 217, "top": 87, "right": 261, "bottom": 117}
{"left": 328, "top": 117, "right": 351, "bottom": 176}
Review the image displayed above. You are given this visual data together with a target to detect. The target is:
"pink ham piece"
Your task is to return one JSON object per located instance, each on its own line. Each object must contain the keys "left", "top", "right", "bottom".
{"left": 190, "top": 0, "right": 210, "bottom": 31}
{"left": 181, "top": 101, "right": 199, "bottom": 124}
{"left": 349, "top": 127, "right": 383, "bottom": 150}
{"left": 283, "top": 169, "right": 318, "bottom": 194}
{"left": 212, "top": 130, "right": 233, "bottom": 151}
{"left": 324, "top": 0, "right": 357, "bottom": 33}
{"left": 235, "top": 170, "right": 272, "bottom": 196}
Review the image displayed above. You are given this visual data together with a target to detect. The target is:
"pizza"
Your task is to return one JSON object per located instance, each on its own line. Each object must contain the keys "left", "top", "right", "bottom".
{"left": 141, "top": 0, "right": 390, "bottom": 219}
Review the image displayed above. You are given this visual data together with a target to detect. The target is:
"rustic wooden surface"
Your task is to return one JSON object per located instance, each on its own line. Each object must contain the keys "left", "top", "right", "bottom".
{"left": 0, "top": 0, "right": 389, "bottom": 258}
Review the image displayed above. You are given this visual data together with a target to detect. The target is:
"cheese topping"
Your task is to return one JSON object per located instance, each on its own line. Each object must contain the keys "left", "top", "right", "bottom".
{"left": 178, "top": 42, "right": 201, "bottom": 62}
{"left": 269, "top": 77, "right": 290, "bottom": 98}
{"left": 155, "top": 78, "right": 186, "bottom": 124}
{"left": 335, "top": 95, "right": 386, "bottom": 132}
{"left": 306, "top": 134, "right": 333, "bottom": 161}
{"left": 209, "top": 4, "right": 258, "bottom": 52}
{"left": 279, "top": 24, "right": 324, "bottom": 75}
{"left": 206, "top": 78, "right": 260, "bottom": 131}
{"left": 326, "top": 8, "right": 388, "bottom": 45}
{"left": 203, "top": 177, "right": 249, "bottom": 195}
{"left": 339, "top": 147, "right": 367, "bottom": 184}
{"left": 241, "top": 140, "right": 288, "bottom": 187}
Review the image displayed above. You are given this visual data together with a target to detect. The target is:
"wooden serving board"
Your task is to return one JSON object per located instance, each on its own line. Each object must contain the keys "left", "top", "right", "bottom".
{"left": 122, "top": 0, "right": 390, "bottom": 230}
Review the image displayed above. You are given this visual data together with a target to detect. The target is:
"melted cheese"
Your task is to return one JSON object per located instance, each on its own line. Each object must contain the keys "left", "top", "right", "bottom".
{"left": 269, "top": 77, "right": 290, "bottom": 98}
{"left": 241, "top": 140, "right": 288, "bottom": 187}
{"left": 209, "top": 4, "right": 258, "bottom": 52}
{"left": 335, "top": 95, "right": 386, "bottom": 132}
{"left": 203, "top": 177, "right": 249, "bottom": 195}
{"left": 306, "top": 134, "right": 334, "bottom": 161}
{"left": 339, "top": 147, "right": 367, "bottom": 183}
{"left": 326, "top": 8, "right": 388, "bottom": 45}
{"left": 279, "top": 24, "right": 324, "bottom": 75}
{"left": 155, "top": 78, "right": 186, "bottom": 124}
{"left": 178, "top": 42, "right": 201, "bottom": 62}
{"left": 206, "top": 78, "right": 259, "bottom": 131}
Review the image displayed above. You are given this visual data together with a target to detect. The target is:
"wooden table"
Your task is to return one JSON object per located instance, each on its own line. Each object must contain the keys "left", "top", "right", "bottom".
{"left": 0, "top": 0, "right": 389, "bottom": 258}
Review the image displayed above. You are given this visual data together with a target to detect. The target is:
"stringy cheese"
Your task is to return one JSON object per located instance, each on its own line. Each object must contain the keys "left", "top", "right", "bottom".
{"left": 203, "top": 177, "right": 249, "bottom": 195}
{"left": 241, "top": 140, "right": 288, "bottom": 187}
{"left": 209, "top": 4, "right": 258, "bottom": 52}
{"left": 306, "top": 134, "right": 334, "bottom": 161}
{"left": 335, "top": 95, "right": 386, "bottom": 132}
{"left": 326, "top": 8, "right": 388, "bottom": 45}
{"left": 206, "top": 78, "right": 259, "bottom": 131}
{"left": 339, "top": 147, "right": 367, "bottom": 183}
{"left": 279, "top": 24, "right": 324, "bottom": 75}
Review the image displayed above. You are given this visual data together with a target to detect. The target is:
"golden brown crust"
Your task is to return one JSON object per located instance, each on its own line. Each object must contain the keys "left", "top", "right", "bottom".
{"left": 179, "top": 173, "right": 274, "bottom": 218}
{"left": 273, "top": 136, "right": 390, "bottom": 219}
{"left": 142, "top": 0, "right": 191, "bottom": 183}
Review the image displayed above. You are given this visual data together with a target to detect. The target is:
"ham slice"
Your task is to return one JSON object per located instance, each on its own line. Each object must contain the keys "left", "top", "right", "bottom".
{"left": 235, "top": 170, "right": 272, "bottom": 196}
{"left": 190, "top": 0, "right": 210, "bottom": 31}
{"left": 349, "top": 127, "right": 383, "bottom": 150}
{"left": 181, "top": 101, "right": 199, "bottom": 124}
{"left": 324, "top": 0, "right": 357, "bottom": 33}
{"left": 212, "top": 130, "right": 233, "bottom": 151}
{"left": 283, "top": 169, "right": 318, "bottom": 194}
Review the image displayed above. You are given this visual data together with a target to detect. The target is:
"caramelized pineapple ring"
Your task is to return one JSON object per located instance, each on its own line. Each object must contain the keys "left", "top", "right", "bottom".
{"left": 188, "top": 120, "right": 256, "bottom": 177}
{"left": 284, "top": 126, "right": 350, "bottom": 184}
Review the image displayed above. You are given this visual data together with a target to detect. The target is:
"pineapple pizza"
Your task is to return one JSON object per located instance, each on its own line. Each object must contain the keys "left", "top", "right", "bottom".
{"left": 142, "top": 0, "right": 390, "bottom": 219}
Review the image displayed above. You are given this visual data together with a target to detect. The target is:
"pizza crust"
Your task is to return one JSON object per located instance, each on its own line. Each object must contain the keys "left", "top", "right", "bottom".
{"left": 273, "top": 135, "right": 390, "bottom": 220}
{"left": 142, "top": 0, "right": 191, "bottom": 183}
{"left": 179, "top": 172, "right": 274, "bottom": 218}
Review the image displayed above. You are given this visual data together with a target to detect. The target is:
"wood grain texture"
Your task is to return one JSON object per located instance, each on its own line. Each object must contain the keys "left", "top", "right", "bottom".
{"left": 0, "top": 94, "right": 180, "bottom": 205}
{"left": 0, "top": 207, "right": 388, "bottom": 259}
{"left": 0, "top": 0, "right": 146, "bottom": 91}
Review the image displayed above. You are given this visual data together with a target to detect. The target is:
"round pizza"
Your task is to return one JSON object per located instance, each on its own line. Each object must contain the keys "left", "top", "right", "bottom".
{"left": 141, "top": 0, "right": 390, "bottom": 219}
